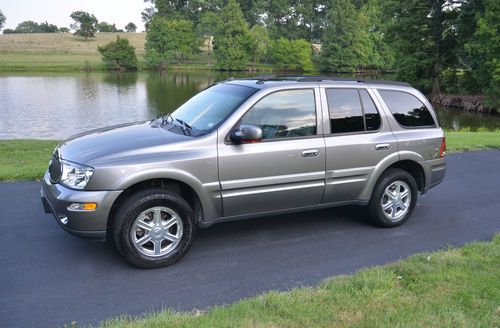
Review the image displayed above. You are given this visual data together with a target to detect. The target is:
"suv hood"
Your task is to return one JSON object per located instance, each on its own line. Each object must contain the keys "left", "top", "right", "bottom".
{"left": 58, "top": 121, "right": 190, "bottom": 164}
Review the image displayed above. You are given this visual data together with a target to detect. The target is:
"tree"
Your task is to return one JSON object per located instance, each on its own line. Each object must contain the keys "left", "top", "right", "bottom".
{"left": 320, "top": 0, "right": 361, "bottom": 72}
{"left": 39, "top": 21, "right": 59, "bottom": 33}
{"left": 463, "top": 0, "right": 499, "bottom": 107}
{"left": 125, "top": 22, "right": 137, "bottom": 32}
{"left": 0, "top": 10, "right": 6, "bottom": 31}
{"left": 270, "top": 38, "right": 313, "bottom": 72}
{"left": 380, "top": 0, "right": 460, "bottom": 95}
{"left": 98, "top": 36, "right": 138, "bottom": 70}
{"left": 59, "top": 27, "right": 70, "bottom": 33}
{"left": 97, "top": 22, "right": 118, "bottom": 32}
{"left": 14, "top": 21, "right": 40, "bottom": 33}
{"left": 145, "top": 17, "right": 200, "bottom": 68}
{"left": 70, "top": 11, "right": 98, "bottom": 40}
{"left": 197, "top": 12, "right": 221, "bottom": 66}
{"left": 249, "top": 25, "right": 270, "bottom": 68}
{"left": 213, "top": 0, "right": 252, "bottom": 70}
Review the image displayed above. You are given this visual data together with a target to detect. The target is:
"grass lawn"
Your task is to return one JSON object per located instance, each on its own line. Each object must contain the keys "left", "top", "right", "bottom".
{"left": 0, "top": 139, "right": 59, "bottom": 181}
{"left": 0, "top": 131, "right": 499, "bottom": 181}
{"left": 96, "top": 234, "right": 499, "bottom": 327}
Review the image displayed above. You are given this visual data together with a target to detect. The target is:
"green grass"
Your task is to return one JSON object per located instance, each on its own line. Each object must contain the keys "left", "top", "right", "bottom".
{"left": 92, "top": 235, "right": 500, "bottom": 327}
{"left": 0, "top": 33, "right": 277, "bottom": 72}
{"left": 445, "top": 129, "right": 500, "bottom": 152}
{"left": 0, "top": 139, "right": 59, "bottom": 181}
{"left": 0, "top": 130, "right": 499, "bottom": 181}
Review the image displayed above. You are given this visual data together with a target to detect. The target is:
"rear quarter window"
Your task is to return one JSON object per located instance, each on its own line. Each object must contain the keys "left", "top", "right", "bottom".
{"left": 379, "top": 90, "right": 435, "bottom": 128}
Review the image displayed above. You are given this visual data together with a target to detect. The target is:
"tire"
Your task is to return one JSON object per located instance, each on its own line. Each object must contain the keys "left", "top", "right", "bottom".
{"left": 368, "top": 168, "right": 418, "bottom": 228}
{"left": 112, "top": 189, "right": 196, "bottom": 268}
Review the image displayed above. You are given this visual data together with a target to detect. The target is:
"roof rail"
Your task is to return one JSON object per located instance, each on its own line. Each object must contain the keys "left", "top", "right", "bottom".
{"left": 295, "top": 76, "right": 411, "bottom": 86}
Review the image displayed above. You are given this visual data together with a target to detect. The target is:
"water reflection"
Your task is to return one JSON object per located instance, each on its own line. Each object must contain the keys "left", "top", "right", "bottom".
{"left": 0, "top": 71, "right": 498, "bottom": 140}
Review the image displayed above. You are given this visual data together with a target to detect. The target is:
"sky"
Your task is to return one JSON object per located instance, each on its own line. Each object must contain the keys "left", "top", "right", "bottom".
{"left": 0, "top": 0, "right": 147, "bottom": 31}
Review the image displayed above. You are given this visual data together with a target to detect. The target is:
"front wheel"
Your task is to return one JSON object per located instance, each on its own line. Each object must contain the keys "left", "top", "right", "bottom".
{"left": 112, "top": 189, "right": 196, "bottom": 268}
{"left": 368, "top": 168, "right": 418, "bottom": 227}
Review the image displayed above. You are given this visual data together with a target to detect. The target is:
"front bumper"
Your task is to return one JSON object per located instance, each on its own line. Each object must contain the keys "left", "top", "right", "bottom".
{"left": 40, "top": 171, "right": 122, "bottom": 239}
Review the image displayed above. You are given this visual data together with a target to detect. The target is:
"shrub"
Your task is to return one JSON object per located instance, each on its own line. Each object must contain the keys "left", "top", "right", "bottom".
{"left": 97, "top": 36, "right": 138, "bottom": 71}
{"left": 270, "top": 38, "right": 313, "bottom": 72}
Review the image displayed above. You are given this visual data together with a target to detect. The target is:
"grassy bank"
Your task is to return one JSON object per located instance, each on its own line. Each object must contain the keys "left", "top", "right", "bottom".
{"left": 0, "top": 131, "right": 499, "bottom": 181}
{"left": 0, "top": 32, "right": 147, "bottom": 71}
{"left": 97, "top": 235, "right": 499, "bottom": 327}
{"left": 0, "top": 33, "right": 277, "bottom": 72}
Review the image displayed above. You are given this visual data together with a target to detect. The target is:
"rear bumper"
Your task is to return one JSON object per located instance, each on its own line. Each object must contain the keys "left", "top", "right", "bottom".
{"left": 40, "top": 171, "right": 121, "bottom": 240}
{"left": 422, "top": 157, "right": 446, "bottom": 193}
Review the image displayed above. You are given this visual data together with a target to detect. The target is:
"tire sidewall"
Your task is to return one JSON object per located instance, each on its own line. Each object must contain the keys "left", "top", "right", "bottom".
{"left": 370, "top": 169, "right": 418, "bottom": 227}
{"left": 113, "top": 190, "right": 196, "bottom": 268}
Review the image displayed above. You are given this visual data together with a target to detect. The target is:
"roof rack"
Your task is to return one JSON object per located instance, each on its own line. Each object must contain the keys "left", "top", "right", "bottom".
{"left": 224, "top": 75, "right": 411, "bottom": 87}
{"left": 294, "top": 76, "right": 411, "bottom": 86}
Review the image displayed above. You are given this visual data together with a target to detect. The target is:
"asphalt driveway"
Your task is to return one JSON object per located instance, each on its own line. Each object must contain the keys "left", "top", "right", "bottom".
{"left": 0, "top": 150, "right": 499, "bottom": 327}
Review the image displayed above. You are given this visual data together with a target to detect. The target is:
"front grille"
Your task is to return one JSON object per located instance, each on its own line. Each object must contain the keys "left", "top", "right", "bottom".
{"left": 49, "top": 154, "right": 62, "bottom": 183}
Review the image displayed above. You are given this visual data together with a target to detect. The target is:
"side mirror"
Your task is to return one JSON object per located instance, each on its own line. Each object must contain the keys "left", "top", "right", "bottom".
{"left": 230, "top": 124, "right": 263, "bottom": 144}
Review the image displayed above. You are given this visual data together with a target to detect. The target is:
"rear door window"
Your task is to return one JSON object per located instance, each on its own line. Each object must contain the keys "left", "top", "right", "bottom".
{"left": 379, "top": 90, "right": 435, "bottom": 127}
{"left": 326, "top": 88, "right": 381, "bottom": 134}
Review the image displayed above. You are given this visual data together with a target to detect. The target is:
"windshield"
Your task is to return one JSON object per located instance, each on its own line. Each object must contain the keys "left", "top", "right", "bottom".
{"left": 165, "top": 83, "right": 257, "bottom": 136}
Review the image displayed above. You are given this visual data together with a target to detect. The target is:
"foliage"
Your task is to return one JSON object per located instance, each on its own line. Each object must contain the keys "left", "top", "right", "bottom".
{"left": 59, "top": 27, "right": 70, "bottom": 33}
{"left": 249, "top": 25, "right": 270, "bottom": 67}
{"left": 145, "top": 17, "right": 200, "bottom": 68}
{"left": 257, "top": 1, "right": 329, "bottom": 41}
{"left": 197, "top": 12, "right": 221, "bottom": 65}
{"left": 125, "top": 22, "right": 137, "bottom": 32}
{"left": 97, "top": 22, "right": 119, "bottom": 33}
{"left": 463, "top": 0, "right": 499, "bottom": 108}
{"left": 0, "top": 10, "right": 5, "bottom": 30}
{"left": 97, "top": 36, "right": 138, "bottom": 70}
{"left": 270, "top": 38, "right": 313, "bottom": 72}
{"left": 213, "top": 0, "right": 251, "bottom": 70}
{"left": 4, "top": 20, "right": 59, "bottom": 33}
{"left": 70, "top": 11, "right": 98, "bottom": 40}
{"left": 320, "top": 0, "right": 360, "bottom": 72}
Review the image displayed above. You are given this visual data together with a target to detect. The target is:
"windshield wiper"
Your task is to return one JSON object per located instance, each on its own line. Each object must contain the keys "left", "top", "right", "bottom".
{"left": 174, "top": 118, "right": 192, "bottom": 136}
{"left": 175, "top": 118, "right": 192, "bottom": 130}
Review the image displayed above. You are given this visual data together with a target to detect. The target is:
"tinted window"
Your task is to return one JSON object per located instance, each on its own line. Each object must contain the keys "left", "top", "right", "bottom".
{"left": 379, "top": 90, "right": 435, "bottom": 127}
{"left": 360, "top": 90, "right": 381, "bottom": 131}
{"left": 327, "top": 89, "right": 364, "bottom": 133}
{"left": 241, "top": 89, "right": 316, "bottom": 139}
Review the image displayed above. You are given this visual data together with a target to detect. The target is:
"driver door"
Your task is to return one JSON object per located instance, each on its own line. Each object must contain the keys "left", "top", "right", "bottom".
{"left": 217, "top": 88, "right": 326, "bottom": 217}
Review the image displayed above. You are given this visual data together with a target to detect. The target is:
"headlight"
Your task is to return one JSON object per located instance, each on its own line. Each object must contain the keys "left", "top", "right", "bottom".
{"left": 60, "top": 161, "right": 95, "bottom": 190}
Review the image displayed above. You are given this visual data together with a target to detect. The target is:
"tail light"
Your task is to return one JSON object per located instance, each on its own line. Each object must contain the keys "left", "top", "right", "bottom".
{"left": 439, "top": 136, "right": 446, "bottom": 158}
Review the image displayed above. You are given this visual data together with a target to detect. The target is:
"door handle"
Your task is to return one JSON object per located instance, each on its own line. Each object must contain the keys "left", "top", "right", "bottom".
{"left": 301, "top": 149, "right": 319, "bottom": 157}
{"left": 375, "top": 143, "right": 390, "bottom": 150}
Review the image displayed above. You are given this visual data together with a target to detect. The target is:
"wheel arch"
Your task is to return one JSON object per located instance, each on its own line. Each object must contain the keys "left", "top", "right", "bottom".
{"left": 360, "top": 152, "right": 427, "bottom": 200}
{"left": 107, "top": 171, "right": 221, "bottom": 237}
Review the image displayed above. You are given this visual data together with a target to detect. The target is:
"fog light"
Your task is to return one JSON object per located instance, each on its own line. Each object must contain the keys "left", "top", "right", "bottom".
{"left": 67, "top": 202, "right": 98, "bottom": 211}
{"left": 59, "top": 215, "right": 68, "bottom": 225}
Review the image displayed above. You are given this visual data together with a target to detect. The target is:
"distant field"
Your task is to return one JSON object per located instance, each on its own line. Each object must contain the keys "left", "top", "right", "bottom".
{"left": 0, "top": 33, "right": 147, "bottom": 71}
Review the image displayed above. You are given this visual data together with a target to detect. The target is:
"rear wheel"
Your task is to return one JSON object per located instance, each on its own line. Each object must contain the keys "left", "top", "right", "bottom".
{"left": 112, "top": 189, "right": 196, "bottom": 268}
{"left": 368, "top": 168, "right": 418, "bottom": 227}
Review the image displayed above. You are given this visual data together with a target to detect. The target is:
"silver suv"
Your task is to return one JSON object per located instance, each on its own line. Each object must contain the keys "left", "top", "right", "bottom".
{"left": 41, "top": 77, "right": 447, "bottom": 268}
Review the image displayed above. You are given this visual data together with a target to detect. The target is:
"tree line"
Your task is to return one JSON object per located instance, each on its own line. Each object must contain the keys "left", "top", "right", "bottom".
{"left": 1, "top": 1, "right": 498, "bottom": 106}
{"left": 0, "top": 9, "right": 137, "bottom": 35}
{"left": 139, "top": 0, "right": 498, "bottom": 106}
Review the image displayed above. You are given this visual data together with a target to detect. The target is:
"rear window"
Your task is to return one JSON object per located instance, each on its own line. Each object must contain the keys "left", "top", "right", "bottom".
{"left": 379, "top": 90, "right": 435, "bottom": 127}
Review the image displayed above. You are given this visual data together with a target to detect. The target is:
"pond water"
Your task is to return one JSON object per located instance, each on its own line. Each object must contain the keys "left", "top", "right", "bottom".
{"left": 0, "top": 71, "right": 498, "bottom": 140}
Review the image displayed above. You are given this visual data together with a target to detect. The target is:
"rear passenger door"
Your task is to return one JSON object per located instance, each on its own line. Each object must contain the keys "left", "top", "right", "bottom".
{"left": 321, "top": 87, "right": 398, "bottom": 203}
